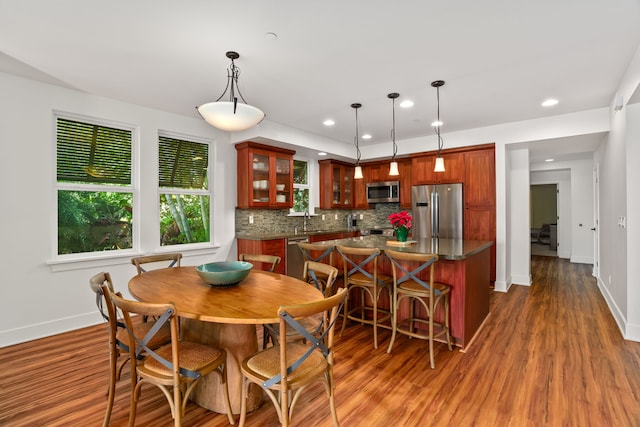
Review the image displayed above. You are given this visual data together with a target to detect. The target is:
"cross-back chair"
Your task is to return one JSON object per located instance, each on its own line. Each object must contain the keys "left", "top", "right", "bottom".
{"left": 239, "top": 253, "right": 281, "bottom": 273}
{"left": 239, "top": 288, "right": 347, "bottom": 427}
{"left": 297, "top": 241, "right": 338, "bottom": 289}
{"left": 239, "top": 253, "right": 282, "bottom": 349}
{"left": 89, "top": 272, "right": 171, "bottom": 427}
{"left": 384, "top": 248, "right": 452, "bottom": 369}
{"left": 131, "top": 252, "right": 183, "bottom": 275}
{"left": 108, "top": 289, "right": 235, "bottom": 426}
{"left": 264, "top": 261, "right": 339, "bottom": 346}
{"left": 336, "top": 245, "right": 393, "bottom": 349}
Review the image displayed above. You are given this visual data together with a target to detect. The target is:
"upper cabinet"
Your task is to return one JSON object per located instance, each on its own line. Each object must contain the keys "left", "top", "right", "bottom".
{"left": 411, "top": 152, "right": 464, "bottom": 185}
{"left": 236, "top": 141, "right": 295, "bottom": 209}
{"left": 319, "top": 160, "right": 355, "bottom": 209}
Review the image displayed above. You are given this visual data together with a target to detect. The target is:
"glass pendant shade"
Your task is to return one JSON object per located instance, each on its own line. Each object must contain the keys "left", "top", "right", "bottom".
{"left": 434, "top": 156, "right": 446, "bottom": 172}
{"left": 354, "top": 165, "right": 364, "bottom": 179}
{"left": 197, "top": 101, "right": 265, "bottom": 132}
{"left": 389, "top": 161, "right": 399, "bottom": 176}
{"left": 197, "top": 51, "right": 265, "bottom": 132}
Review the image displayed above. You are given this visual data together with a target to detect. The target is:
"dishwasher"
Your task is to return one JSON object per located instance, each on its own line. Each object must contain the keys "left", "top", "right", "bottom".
{"left": 286, "top": 236, "right": 309, "bottom": 280}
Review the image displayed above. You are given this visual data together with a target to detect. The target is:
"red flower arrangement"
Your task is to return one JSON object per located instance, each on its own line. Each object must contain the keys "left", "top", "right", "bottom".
{"left": 387, "top": 211, "right": 413, "bottom": 230}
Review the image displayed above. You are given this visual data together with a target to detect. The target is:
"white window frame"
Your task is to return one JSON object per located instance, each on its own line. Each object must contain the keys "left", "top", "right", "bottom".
{"left": 158, "top": 131, "right": 214, "bottom": 250}
{"left": 51, "top": 111, "right": 139, "bottom": 266}
{"left": 289, "top": 157, "right": 316, "bottom": 216}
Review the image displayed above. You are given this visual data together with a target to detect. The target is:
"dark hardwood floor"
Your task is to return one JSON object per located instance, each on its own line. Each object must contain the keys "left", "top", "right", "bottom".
{"left": 2, "top": 256, "right": 639, "bottom": 426}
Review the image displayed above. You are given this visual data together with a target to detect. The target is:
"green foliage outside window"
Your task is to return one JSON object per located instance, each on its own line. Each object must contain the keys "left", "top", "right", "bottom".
{"left": 159, "top": 136, "right": 210, "bottom": 246}
{"left": 58, "top": 191, "right": 133, "bottom": 254}
{"left": 160, "top": 194, "right": 210, "bottom": 245}
{"left": 292, "top": 159, "right": 309, "bottom": 212}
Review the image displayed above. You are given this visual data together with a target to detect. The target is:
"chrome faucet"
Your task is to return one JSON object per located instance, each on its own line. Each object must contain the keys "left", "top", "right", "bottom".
{"left": 303, "top": 210, "right": 309, "bottom": 232}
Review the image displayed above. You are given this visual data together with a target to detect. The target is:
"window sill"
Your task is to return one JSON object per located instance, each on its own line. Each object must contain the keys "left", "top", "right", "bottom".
{"left": 47, "top": 243, "right": 221, "bottom": 272}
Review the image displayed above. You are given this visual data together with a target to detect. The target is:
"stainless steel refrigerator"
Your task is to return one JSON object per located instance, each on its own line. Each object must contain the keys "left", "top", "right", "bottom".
{"left": 412, "top": 183, "right": 463, "bottom": 239}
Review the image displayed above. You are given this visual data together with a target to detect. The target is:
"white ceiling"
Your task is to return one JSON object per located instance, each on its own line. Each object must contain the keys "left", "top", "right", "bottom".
{"left": 1, "top": 0, "right": 639, "bottom": 163}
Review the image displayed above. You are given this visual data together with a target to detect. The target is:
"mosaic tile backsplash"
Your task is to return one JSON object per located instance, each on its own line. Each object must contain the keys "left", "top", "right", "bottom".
{"left": 235, "top": 203, "right": 406, "bottom": 235}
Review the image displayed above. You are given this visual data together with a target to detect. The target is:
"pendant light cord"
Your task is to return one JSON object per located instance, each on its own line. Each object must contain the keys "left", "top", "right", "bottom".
{"left": 391, "top": 97, "right": 397, "bottom": 161}
{"left": 352, "top": 103, "right": 361, "bottom": 166}
{"left": 435, "top": 84, "right": 444, "bottom": 156}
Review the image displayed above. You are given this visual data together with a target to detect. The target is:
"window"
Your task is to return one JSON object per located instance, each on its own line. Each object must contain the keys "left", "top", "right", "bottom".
{"left": 56, "top": 116, "right": 133, "bottom": 255}
{"left": 159, "top": 134, "right": 211, "bottom": 246}
{"left": 291, "top": 159, "right": 310, "bottom": 213}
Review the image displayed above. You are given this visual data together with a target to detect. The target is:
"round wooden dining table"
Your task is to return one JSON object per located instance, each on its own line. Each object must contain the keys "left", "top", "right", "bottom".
{"left": 129, "top": 266, "right": 323, "bottom": 414}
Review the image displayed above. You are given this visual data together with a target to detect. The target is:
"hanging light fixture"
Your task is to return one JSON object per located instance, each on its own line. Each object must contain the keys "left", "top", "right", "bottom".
{"left": 196, "top": 51, "right": 265, "bottom": 132}
{"left": 431, "top": 80, "right": 446, "bottom": 172}
{"left": 352, "top": 103, "right": 364, "bottom": 179}
{"left": 388, "top": 92, "right": 400, "bottom": 176}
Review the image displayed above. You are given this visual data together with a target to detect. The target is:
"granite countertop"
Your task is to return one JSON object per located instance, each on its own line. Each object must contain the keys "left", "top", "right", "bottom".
{"left": 311, "top": 235, "right": 493, "bottom": 260}
{"left": 236, "top": 228, "right": 359, "bottom": 241}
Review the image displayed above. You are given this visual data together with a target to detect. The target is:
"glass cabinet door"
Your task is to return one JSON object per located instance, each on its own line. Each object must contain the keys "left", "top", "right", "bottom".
{"left": 252, "top": 152, "right": 270, "bottom": 203}
{"left": 332, "top": 167, "right": 342, "bottom": 205}
{"left": 343, "top": 169, "right": 352, "bottom": 206}
{"left": 275, "top": 155, "right": 290, "bottom": 205}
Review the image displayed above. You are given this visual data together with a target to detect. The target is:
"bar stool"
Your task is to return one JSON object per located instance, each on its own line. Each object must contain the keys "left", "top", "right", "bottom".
{"left": 384, "top": 248, "right": 452, "bottom": 369}
{"left": 336, "top": 245, "right": 393, "bottom": 349}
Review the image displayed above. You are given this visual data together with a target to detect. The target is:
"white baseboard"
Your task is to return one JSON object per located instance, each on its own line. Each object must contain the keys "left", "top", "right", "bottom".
{"left": 511, "top": 274, "right": 532, "bottom": 286}
{"left": 494, "top": 276, "right": 512, "bottom": 293}
{"left": 595, "top": 275, "right": 628, "bottom": 341}
{"left": 570, "top": 256, "right": 594, "bottom": 264}
{"left": 0, "top": 312, "right": 100, "bottom": 348}
{"left": 626, "top": 323, "right": 640, "bottom": 342}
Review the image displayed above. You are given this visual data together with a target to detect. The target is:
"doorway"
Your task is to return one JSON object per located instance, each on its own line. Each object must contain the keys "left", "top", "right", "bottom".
{"left": 530, "top": 184, "right": 558, "bottom": 257}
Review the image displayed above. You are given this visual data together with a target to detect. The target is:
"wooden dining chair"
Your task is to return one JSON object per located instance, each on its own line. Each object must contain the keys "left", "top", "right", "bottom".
{"left": 297, "top": 241, "right": 338, "bottom": 289}
{"left": 239, "top": 288, "right": 347, "bottom": 427}
{"left": 89, "top": 272, "right": 171, "bottom": 427}
{"left": 384, "top": 248, "right": 452, "bottom": 369}
{"left": 108, "top": 290, "right": 235, "bottom": 426}
{"left": 264, "top": 261, "right": 339, "bottom": 346}
{"left": 238, "top": 253, "right": 281, "bottom": 272}
{"left": 131, "top": 252, "right": 183, "bottom": 274}
{"left": 335, "top": 245, "right": 393, "bottom": 349}
{"left": 239, "top": 253, "right": 282, "bottom": 349}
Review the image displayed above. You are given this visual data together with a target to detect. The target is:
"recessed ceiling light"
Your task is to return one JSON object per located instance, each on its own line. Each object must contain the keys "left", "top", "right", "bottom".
{"left": 400, "top": 100, "right": 414, "bottom": 108}
{"left": 431, "top": 120, "right": 443, "bottom": 127}
{"left": 362, "top": 134, "right": 372, "bottom": 140}
{"left": 323, "top": 119, "right": 335, "bottom": 126}
{"left": 264, "top": 32, "right": 278, "bottom": 40}
{"left": 542, "top": 99, "right": 559, "bottom": 107}
{"left": 545, "top": 158, "right": 555, "bottom": 162}
{"left": 318, "top": 152, "right": 327, "bottom": 156}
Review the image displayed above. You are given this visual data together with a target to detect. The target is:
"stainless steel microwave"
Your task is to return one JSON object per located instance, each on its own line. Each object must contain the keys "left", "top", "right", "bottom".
{"left": 366, "top": 181, "right": 400, "bottom": 203}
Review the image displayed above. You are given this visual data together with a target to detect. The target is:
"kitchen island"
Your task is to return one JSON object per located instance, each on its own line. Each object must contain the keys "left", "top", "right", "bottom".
{"left": 313, "top": 235, "right": 493, "bottom": 349}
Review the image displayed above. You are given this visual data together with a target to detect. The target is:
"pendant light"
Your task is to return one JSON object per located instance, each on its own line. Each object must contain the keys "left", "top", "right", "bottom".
{"left": 388, "top": 93, "right": 400, "bottom": 176}
{"left": 431, "top": 80, "right": 446, "bottom": 172}
{"left": 352, "top": 103, "right": 364, "bottom": 179}
{"left": 197, "top": 51, "right": 265, "bottom": 132}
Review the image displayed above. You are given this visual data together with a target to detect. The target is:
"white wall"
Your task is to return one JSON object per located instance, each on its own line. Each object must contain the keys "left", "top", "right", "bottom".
{"left": 508, "top": 148, "right": 532, "bottom": 285}
{"left": 0, "top": 72, "right": 238, "bottom": 346}
{"left": 626, "top": 102, "right": 640, "bottom": 340}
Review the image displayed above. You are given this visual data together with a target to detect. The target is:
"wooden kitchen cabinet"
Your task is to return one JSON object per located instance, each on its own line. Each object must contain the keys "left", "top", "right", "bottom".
{"left": 236, "top": 141, "right": 295, "bottom": 209}
{"left": 463, "top": 146, "right": 496, "bottom": 281}
{"left": 411, "top": 152, "right": 464, "bottom": 185}
{"left": 398, "top": 159, "right": 412, "bottom": 208}
{"left": 319, "top": 160, "right": 355, "bottom": 209}
{"left": 236, "top": 237, "right": 286, "bottom": 274}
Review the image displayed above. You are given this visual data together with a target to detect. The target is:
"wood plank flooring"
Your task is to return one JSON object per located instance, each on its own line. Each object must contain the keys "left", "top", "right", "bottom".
{"left": 2, "top": 256, "right": 639, "bottom": 426}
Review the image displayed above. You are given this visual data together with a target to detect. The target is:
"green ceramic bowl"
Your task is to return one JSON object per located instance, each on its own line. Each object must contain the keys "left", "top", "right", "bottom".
{"left": 196, "top": 261, "right": 253, "bottom": 286}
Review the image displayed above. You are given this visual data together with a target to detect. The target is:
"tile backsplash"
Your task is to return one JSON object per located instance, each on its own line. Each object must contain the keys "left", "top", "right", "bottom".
{"left": 235, "top": 203, "right": 406, "bottom": 235}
